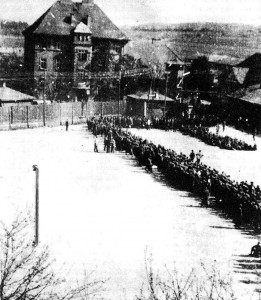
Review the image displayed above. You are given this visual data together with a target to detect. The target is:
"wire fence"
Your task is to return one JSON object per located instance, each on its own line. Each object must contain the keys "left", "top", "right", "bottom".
{"left": 0, "top": 100, "right": 127, "bottom": 130}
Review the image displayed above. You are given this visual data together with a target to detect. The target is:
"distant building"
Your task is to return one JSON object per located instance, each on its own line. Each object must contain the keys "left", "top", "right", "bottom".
{"left": 234, "top": 53, "right": 261, "bottom": 87}
{"left": 0, "top": 83, "right": 34, "bottom": 106}
{"left": 127, "top": 91, "right": 174, "bottom": 117}
{"left": 227, "top": 84, "right": 261, "bottom": 131}
{"left": 23, "top": 0, "right": 129, "bottom": 100}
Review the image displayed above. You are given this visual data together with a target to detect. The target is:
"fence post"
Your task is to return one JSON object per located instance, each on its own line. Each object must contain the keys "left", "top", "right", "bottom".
{"left": 8, "top": 107, "right": 11, "bottom": 130}
{"left": 26, "top": 106, "right": 29, "bottom": 128}
{"left": 10, "top": 106, "right": 13, "bottom": 125}
{"left": 59, "top": 103, "right": 62, "bottom": 125}
{"left": 43, "top": 102, "right": 46, "bottom": 127}
{"left": 71, "top": 102, "right": 74, "bottom": 125}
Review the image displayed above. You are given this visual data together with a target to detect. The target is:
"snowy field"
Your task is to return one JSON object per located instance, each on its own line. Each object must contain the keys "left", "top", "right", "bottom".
{"left": 0, "top": 124, "right": 260, "bottom": 300}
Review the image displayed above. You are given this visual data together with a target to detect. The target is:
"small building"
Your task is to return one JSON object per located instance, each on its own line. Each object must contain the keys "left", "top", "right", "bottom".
{"left": 127, "top": 92, "right": 174, "bottom": 117}
{"left": 0, "top": 84, "right": 34, "bottom": 106}
{"left": 227, "top": 85, "right": 261, "bottom": 131}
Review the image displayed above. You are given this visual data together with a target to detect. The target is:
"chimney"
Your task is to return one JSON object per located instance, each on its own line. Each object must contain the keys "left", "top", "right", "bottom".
{"left": 82, "top": 0, "right": 94, "bottom": 5}
{"left": 59, "top": 0, "right": 72, "bottom": 3}
{"left": 82, "top": 15, "right": 91, "bottom": 26}
{"left": 70, "top": 13, "right": 77, "bottom": 26}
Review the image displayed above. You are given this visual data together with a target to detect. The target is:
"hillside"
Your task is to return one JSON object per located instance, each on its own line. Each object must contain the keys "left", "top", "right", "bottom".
{"left": 122, "top": 22, "right": 261, "bottom": 67}
{"left": 0, "top": 20, "right": 28, "bottom": 36}
{"left": 1, "top": 20, "right": 261, "bottom": 67}
{"left": 0, "top": 20, "right": 28, "bottom": 56}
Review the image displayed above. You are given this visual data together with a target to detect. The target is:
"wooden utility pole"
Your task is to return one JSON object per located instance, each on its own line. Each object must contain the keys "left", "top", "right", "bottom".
{"left": 43, "top": 71, "right": 46, "bottom": 126}
{"left": 164, "top": 71, "right": 170, "bottom": 117}
{"left": 118, "top": 70, "right": 122, "bottom": 117}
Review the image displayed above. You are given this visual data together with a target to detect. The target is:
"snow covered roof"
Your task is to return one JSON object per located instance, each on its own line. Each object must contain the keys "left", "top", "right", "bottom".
{"left": 228, "top": 85, "right": 261, "bottom": 106}
{"left": 127, "top": 92, "right": 174, "bottom": 102}
{"left": 74, "top": 21, "right": 92, "bottom": 34}
{"left": 232, "top": 67, "right": 249, "bottom": 85}
{"left": 0, "top": 85, "right": 34, "bottom": 102}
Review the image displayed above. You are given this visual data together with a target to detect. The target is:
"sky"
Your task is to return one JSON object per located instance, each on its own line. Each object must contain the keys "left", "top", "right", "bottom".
{"left": 1, "top": 0, "right": 261, "bottom": 26}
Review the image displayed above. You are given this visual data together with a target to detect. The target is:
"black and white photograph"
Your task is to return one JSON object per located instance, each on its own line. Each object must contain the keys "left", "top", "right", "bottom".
{"left": 1, "top": 0, "right": 261, "bottom": 299}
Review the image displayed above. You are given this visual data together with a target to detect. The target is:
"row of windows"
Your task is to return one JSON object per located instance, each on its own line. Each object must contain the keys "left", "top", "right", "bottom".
{"left": 39, "top": 51, "right": 91, "bottom": 70}
{"left": 36, "top": 39, "right": 62, "bottom": 50}
{"left": 39, "top": 57, "right": 61, "bottom": 71}
{"left": 74, "top": 34, "right": 91, "bottom": 42}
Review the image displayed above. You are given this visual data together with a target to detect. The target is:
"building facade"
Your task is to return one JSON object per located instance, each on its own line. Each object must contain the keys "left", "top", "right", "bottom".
{"left": 23, "top": 0, "right": 129, "bottom": 100}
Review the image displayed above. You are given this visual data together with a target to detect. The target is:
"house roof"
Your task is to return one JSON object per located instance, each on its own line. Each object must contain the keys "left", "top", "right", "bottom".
{"left": 208, "top": 54, "right": 242, "bottom": 66}
{"left": 0, "top": 86, "right": 34, "bottom": 102}
{"left": 237, "top": 53, "right": 261, "bottom": 69}
{"left": 127, "top": 92, "right": 174, "bottom": 102}
{"left": 23, "top": 0, "right": 129, "bottom": 41}
{"left": 228, "top": 85, "right": 261, "bottom": 106}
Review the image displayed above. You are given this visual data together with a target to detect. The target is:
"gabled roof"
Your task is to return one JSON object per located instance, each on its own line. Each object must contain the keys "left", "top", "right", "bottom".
{"left": 228, "top": 85, "right": 261, "bottom": 106}
{"left": 0, "top": 86, "right": 34, "bottom": 102}
{"left": 74, "top": 21, "right": 92, "bottom": 34}
{"left": 237, "top": 53, "right": 261, "bottom": 69}
{"left": 23, "top": 0, "right": 129, "bottom": 41}
{"left": 127, "top": 92, "right": 174, "bottom": 102}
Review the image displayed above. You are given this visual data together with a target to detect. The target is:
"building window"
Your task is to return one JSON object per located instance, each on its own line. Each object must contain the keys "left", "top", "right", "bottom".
{"left": 39, "top": 57, "right": 47, "bottom": 70}
{"left": 77, "top": 34, "right": 90, "bottom": 42}
{"left": 54, "top": 40, "right": 62, "bottom": 50}
{"left": 54, "top": 57, "right": 61, "bottom": 71}
{"left": 39, "top": 40, "right": 47, "bottom": 50}
{"left": 112, "top": 44, "right": 121, "bottom": 54}
{"left": 78, "top": 49, "right": 90, "bottom": 62}
{"left": 36, "top": 40, "right": 47, "bottom": 50}
{"left": 78, "top": 70, "right": 85, "bottom": 79}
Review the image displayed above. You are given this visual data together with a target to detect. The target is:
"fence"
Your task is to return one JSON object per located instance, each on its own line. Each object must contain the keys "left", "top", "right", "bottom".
{"left": 0, "top": 100, "right": 127, "bottom": 130}
{"left": 91, "top": 100, "right": 127, "bottom": 116}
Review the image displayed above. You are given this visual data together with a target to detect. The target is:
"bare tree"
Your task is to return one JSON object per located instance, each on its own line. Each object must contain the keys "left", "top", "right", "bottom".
{"left": 0, "top": 214, "right": 105, "bottom": 300}
{"left": 137, "top": 251, "right": 241, "bottom": 300}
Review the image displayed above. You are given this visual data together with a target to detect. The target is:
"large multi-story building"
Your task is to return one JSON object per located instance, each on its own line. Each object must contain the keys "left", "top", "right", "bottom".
{"left": 23, "top": 0, "right": 129, "bottom": 100}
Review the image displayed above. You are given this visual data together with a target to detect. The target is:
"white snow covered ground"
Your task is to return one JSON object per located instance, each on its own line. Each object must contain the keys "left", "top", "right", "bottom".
{"left": 0, "top": 124, "right": 260, "bottom": 300}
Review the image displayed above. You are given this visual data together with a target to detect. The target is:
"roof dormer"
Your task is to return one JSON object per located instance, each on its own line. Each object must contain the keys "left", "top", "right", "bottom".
{"left": 74, "top": 22, "right": 92, "bottom": 45}
{"left": 74, "top": 22, "right": 92, "bottom": 34}
{"left": 82, "top": 0, "right": 94, "bottom": 5}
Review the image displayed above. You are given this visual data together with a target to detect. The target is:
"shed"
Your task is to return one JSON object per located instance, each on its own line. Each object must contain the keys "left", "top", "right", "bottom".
{"left": 227, "top": 85, "right": 261, "bottom": 129}
{"left": 0, "top": 84, "right": 34, "bottom": 106}
{"left": 127, "top": 92, "right": 174, "bottom": 117}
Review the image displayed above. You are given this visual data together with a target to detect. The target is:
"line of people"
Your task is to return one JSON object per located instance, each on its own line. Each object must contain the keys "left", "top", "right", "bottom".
{"left": 87, "top": 117, "right": 261, "bottom": 231}
{"left": 180, "top": 125, "right": 257, "bottom": 151}
{"left": 94, "top": 115, "right": 257, "bottom": 151}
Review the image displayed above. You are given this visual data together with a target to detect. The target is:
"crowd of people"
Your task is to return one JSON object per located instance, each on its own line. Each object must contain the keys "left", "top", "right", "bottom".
{"left": 180, "top": 125, "right": 257, "bottom": 151}
{"left": 87, "top": 117, "right": 261, "bottom": 231}
{"left": 89, "top": 115, "right": 257, "bottom": 151}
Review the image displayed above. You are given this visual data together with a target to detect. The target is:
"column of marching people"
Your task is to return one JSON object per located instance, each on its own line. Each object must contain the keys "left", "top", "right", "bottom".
{"left": 87, "top": 117, "right": 261, "bottom": 232}
{"left": 90, "top": 115, "right": 257, "bottom": 151}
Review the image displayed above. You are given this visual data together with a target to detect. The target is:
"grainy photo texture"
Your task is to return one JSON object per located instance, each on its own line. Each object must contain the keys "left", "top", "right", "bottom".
{"left": 1, "top": 0, "right": 261, "bottom": 299}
